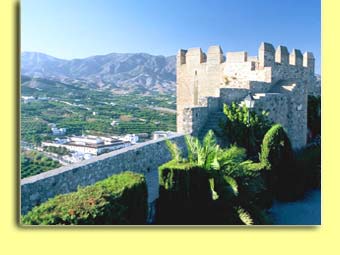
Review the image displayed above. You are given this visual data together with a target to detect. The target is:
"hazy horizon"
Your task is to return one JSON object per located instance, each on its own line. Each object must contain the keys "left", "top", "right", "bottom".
{"left": 21, "top": 0, "right": 321, "bottom": 73}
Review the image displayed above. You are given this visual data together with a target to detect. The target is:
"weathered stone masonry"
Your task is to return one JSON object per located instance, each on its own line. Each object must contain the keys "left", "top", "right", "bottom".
{"left": 177, "top": 42, "right": 320, "bottom": 149}
{"left": 21, "top": 135, "right": 186, "bottom": 215}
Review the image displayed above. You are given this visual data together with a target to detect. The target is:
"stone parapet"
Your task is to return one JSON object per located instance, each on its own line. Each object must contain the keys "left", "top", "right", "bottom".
{"left": 21, "top": 135, "right": 186, "bottom": 215}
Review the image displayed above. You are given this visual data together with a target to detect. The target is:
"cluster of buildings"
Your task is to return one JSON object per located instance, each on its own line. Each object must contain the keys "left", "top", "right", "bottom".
{"left": 40, "top": 131, "right": 176, "bottom": 164}
{"left": 42, "top": 135, "right": 137, "bottom": 157}
{"left": 42, "top": 135, "right": 137, "bottom": 164}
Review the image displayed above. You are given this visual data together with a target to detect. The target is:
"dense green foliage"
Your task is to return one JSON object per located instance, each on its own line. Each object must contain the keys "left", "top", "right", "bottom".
{"left": 21, "top": 84, "right": 177, "bottom": 178}
{"left": 157, "top": 161, "right": 213, "bottom": 224}
{"left": 260, "top": 124, "right": 294, "bottom": 171}
{"left": 258, "top": 124, "right": 321, "bottom": 201}
{"left": 222, "top": 102, "right": 272, "bottom": 156}
{"left": 307, "top": 95, "right": 321, "bottom": 139}
{"left": 157, "top": 131, "right": 272, "bottom": 225}
{"left": 21, "top": 83, "right": 176, "bottom": 144}
{"left": 21, "top": 150, "right": 61, "bottom": 178}
{"left": 21, "top": 171, "right": 148, "bottom": 225}
{"left": 259, "top": 124, "right": 298, "bottom": 200}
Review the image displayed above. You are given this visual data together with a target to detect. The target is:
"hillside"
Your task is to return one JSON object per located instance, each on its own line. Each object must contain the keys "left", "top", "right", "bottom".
{"left": 21, "top": 51, "right": 176, "bottom": 94}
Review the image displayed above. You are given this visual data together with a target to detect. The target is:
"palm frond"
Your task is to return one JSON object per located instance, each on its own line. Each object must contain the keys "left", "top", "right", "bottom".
{"left": 209, "top": 178, "right": 219, "bottom": 200}
{"left": 203, "top": 130, "right": 216, "bottom": 149}
{"left": 224, "top": 176, "right": 238, "bottom": 196}
{"left": 236, "top": 206, "right": 254, "bottom": 225}
{"left": 165, "top": 139, "right": 181, "bottom": 162}
{"left": 201, "top": 130, "right": 221, "bottom": 170}
{"left": 185, "top": 135, "right": 200, "bottom": 163}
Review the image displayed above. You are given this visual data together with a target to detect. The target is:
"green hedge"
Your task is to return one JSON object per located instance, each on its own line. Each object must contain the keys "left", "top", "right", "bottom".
{"left": 156, "top": 160, "right": 213, "bottom": 224}
{"left": 259, "top": 124, "right": 303, "bottom": 201}
{"left": 260, "top": 124, "right": 294, "bottom": 171}
{"left": 21, "top": 171, "right": 148, "bottom": 225}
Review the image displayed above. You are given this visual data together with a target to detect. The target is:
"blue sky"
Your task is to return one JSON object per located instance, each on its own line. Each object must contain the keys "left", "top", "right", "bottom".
{"left": 21, "top": 0, "right": 321, "bottom": 73}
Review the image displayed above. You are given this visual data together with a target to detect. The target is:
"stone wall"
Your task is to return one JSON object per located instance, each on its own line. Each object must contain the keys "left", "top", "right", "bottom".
{"left": 21, "top": 135, "right": 186, "bottom": 215}
{"left": 176, "top": 42, "right": 317, "bottom": 149}
{"left": 176, "top": 46, "right": 225, "bottom": 133}
{"left": 181, "top": 107, "right": 208, "bottom": 137}
{"left": 253, "top": 93, "right": 289, "bottom": 133}
{"left": 181, "top": 96, "right": 222, "bottom": 136}
{"left": 220, "top": 88, "right": 249, "bottom": 105}
{"left": 308, "top": 76, "right": 321, "bottom": 97}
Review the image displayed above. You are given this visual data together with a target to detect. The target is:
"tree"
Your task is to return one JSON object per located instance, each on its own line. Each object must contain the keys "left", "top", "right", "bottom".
{"left": 222, "top": 102, "right": 271, "bottom": 156}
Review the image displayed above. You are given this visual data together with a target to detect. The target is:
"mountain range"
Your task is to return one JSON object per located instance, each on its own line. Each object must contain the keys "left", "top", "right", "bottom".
{"left": 21, "top": 51, "right": 176, "bottom": 94}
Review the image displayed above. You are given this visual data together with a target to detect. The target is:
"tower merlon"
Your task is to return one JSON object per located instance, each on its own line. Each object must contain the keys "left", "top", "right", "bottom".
{"left": 275, "top": 45, "right": 289, "bottom": 64}
{"left": 289, "top": 49, "right": 303, "bottom": 66}
{"left": 177, "top": 49, "right": 187, "bottom": 65}
{"left": 303, "top": 52, "right": 315, "bottom": 72}
{"left": 259, "top": 42, "right": 275, "bottom": 67}
{"left": 186, "top": 47, "right": 205, "bottom": 65}
{"left": 207, "top": 45, "right": 224, "bottom": 64}
{"left": 226, "top": 51, "right": 248, "bottom": 63}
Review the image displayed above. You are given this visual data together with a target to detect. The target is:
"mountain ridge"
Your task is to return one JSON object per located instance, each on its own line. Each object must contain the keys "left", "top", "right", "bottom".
{"left": 21, "top": 51, "right": 176, "bottom": 94}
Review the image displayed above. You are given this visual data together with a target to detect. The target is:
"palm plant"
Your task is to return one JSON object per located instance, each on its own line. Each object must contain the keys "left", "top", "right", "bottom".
{"left": 165, "top": 139, "right": 182, "bottom": 162}
{"left": 185, "top": 130, "right": 220, "bottom": 170}
{"left": 164, "top": 130, "right": 271, "bottom": 225}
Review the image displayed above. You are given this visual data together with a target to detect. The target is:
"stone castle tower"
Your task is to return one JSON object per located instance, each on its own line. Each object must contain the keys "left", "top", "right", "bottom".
{"left": 176, "top": 42, "right": 319, "bottom": 149}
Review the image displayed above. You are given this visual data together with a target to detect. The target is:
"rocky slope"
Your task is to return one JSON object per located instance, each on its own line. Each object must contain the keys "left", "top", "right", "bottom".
{"left": 21, "top": 51, "right": 176, "bottom": 94}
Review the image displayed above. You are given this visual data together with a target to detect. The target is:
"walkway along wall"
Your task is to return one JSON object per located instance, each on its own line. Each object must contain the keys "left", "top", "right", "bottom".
{"left": 21, "top": 135, "right": 186, "bottom": 216}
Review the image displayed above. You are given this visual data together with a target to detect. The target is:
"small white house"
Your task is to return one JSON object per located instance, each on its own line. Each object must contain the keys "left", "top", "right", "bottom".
{"left": 152, "top": 131, "right": 176, "bottom": 140}
{"left": 51, "top": 127, "right": 67, "bottom": 136}
{"left": 121, "top": 134, "right": 139, "bottom": 144}
{"left": 21, "top": 96, "right": 36, "bottom": 103}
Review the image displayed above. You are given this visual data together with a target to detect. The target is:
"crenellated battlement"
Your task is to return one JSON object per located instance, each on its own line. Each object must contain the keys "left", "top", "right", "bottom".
{"left": 258, "top": 42, "right": 275, "bottom": 67}
{"left": 177, "top": 41, "right": 318, "bottom": 149}
{"left": 275, "top": 45, "right": 289, "bottom": 64}
{"left": 185, "top": 47, "right": 205, "bottom": 65}
{"left": 207, "top": 45, "right": 224, "bottom": 64}
{"left": 303, "top": 52, "right": 315, "bottom": 72}
{"left": 289, "top": 49, "right": 303, "bottom": 66}
{"left": 177, "top": 42, "right": 315, "bottom": 72}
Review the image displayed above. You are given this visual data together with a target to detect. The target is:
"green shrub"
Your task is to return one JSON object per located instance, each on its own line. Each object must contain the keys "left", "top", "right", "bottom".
{"left": 21, "top": 171, "right": 148, "bottom": 225}
{"left": 223, "top": 102, "right": 272, "bottom": 156}
{"left": 157, "top": 160, "right": 213, "bottom": 224}
{"left": 260, "top": 124, "right": 294, "bottom": 171}
{"left": 259, "top": 124, "right": 303, "bottom": 201}
{"left": 160, "top": 134, "right": 273, "bottom": 225}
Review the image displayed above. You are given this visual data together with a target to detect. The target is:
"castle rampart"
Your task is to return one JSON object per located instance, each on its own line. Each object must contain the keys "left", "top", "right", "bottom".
{"left": 177, "top": 42, "right": 319, "bottom": 149}
{"left": 21, "top": 135, "right": 186, "bottom": 216}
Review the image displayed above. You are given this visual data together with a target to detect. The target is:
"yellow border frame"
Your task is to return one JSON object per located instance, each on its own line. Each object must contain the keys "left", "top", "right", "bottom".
{"left": 1, "top": 0, "right": 339, "bottom": 254}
